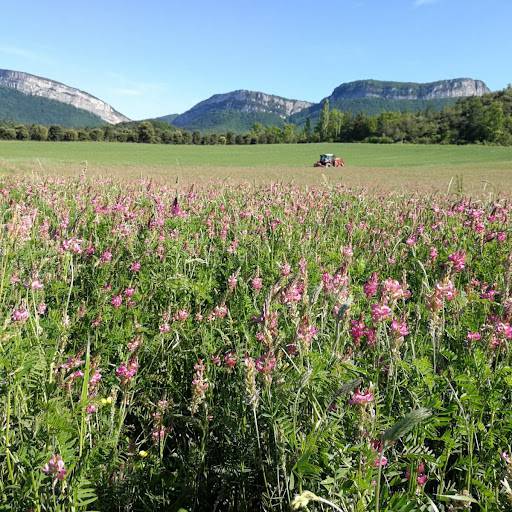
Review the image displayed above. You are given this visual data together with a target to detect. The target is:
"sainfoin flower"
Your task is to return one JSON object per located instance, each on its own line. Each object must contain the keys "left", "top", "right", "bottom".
{"left": 42, "top": 454, "right": 67, "bottom": 481}
{"left": 100, "top": 250, "right": 112, "bottom": 263}
{"left": 227, "top": 273, "right": 238, "bottom": 291}
{"left": 448, "top": 250, "right": 466, "bottom": 271}
{"left": 130, "top": 261, "right": 141, "bottom": 272}
{"left": 116, "top": 358, "right": 139, "bottom": 385}
{"left": 190, "top": 358, "right": 209, "bottom": 414}
{"left": 467, "top": 331, "right": 481, "bottom": 342}
{"left": 349, "top": 388, "right": 374, "bottom": 405}
{"left": 374, "top": 455, "right": 388, "bottom": 468}
{"left": 111, "top": 295, "right": 123, "bottom": 308}
{"left": 124, "top": 287, "right": 135, "bottom": 298}
{"left": 30, "top": 279, "right": 44, "bottom": 290}
{"left": 436, "top": 280, "right": 457, "bottom": 300}
{"left": 350, "top": 319, "right": 366, "bottom": 344}
{"left": 371, "top": 303, "right": 392, "bottom": 322}
{"left": 382, "top": 278, "right": 410, "bottom": 301}
{"left": 391, "top": 319, "right": 409, "bottom": 338}
{"left": 280, "top": 262, "right": 291, "bottom": 276}
{"left": 89, "top": 368, "right": 102, "bottom": 387}
{"left": 11, "top": 308, "right": 29, "bottom": 323}
{"left": 297, "top": 319, "right": 318, "bottom": 345}
{"left": 255, "top": 352, "right": 276, "bottom": 375}
{"left": 224, "top": 351, "right": 237, "bottom": 368}
{"left": 174, "top": 309, "right": 189, "bottom": 321}
{"left": 251, "top": 277, "right": 263, "bottom": 291}
{"left": 363, "top": 272, "right": 379, "bottom": 298}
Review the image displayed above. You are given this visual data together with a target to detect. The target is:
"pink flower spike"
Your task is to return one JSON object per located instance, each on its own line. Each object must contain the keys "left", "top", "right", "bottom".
{"left": 42, "top": 454, "right": 67, "bottom": 481}
{"left": 130, "top": 261, "right": 141, "bottom": 272}
{"left": 111, "top": 295, "right": 123, "bottom": 308}
{"left": 417, "top": 474, "right": 428, "bottom": 486}
{"left": 11, "top": 308, "right": 29, "bottom": 323}
{"left": 371, "top": 303, "right": 392, "bottom": 323}
{"left": 251, "top": 277, "right": 263, "bottom": 291}
{"left": 374, "top": 455, "right": 388, "bottom": 468}
{"left": 448, "top": 250, "right": 466, "bottom": 272}
{"left": 349, "top": 388, "right": 374, "bottom": 405}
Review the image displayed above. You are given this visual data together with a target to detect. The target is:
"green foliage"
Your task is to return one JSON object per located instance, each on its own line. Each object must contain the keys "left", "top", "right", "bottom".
{"left": 0, "top": 84, "right": 105, "bottom": 127}
{"left": 381, "top": 408, "right": 432, "bottom": 443}
{"left": 172, "top": 109, "right": 287, "bottom": 134}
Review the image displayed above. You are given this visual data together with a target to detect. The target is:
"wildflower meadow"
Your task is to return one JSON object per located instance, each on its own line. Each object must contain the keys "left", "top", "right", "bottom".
{"left": 1, "top": 174, "right": 512, "bottom": 511}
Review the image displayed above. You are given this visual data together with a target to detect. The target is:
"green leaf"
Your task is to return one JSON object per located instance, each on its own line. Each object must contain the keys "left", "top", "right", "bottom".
{"left": 382, "top": 408, "right": 432, "bottom": 443}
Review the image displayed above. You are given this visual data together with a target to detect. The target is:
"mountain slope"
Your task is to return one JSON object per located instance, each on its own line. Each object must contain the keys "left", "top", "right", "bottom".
{"left": 0, "top": 69, "right": 129, "bottom": 125}
{"left": 155, "top": 113, "right": 179, "bottom": 124}
{"left": 291, "top": 78, "right": 490, "bottom": 124}
{"left": 0, "top": 85, "right": 107, "bottom": 127}
{"left": 160, "top": 90, "right": 313, "bottom": 133}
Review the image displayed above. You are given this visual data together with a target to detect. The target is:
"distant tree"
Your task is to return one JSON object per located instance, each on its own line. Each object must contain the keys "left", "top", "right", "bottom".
{"left": 63, "top": 129, "right": 78, "bottom": 141}
{"left": 127, "top": 130, "right": 139, "bottom": 143}
{"left": 318, "top": 99, "right": 330, "bottom": 141}
{"left": 226, "top": 131, "right": 235, "bottom": 145}
{"left": 192, "top": 131, "right": 201, "bottom": 144}
{"left": 30, "top": 125, "right": 48, "bottom": 141}
{"left": 89, "top": 128, "right": 105, "bottom": 141}
{"left": 15, "top": 125, "right": 30, "bottom": 140}
{"left": 304, "top": 117, "right": 312, "bottom": 142}
{"left": 138, "top": 122, "right": 156, "bottom": 143}
{"left": 483, "top": 102, "right": 506, "bottom": 143}
{"left": 218, "top": 135, "right": 227, "bottom": 145}
{"left": 0, "top": 127, "right": 16, "bottom": 140}
{"left": 103, "top": 126, "right": 117, "bottom": 142}
{"left": 160, "top": 130, "right": 173, "bottom": 144}
{"left": 282, "top": 124, "right": 297, "bottom": 143}
{"left": 327, "top": 109, "right": 345, "bottom": 141}
{"left": 77, "top": 129, "right": 90, "bottom": 141}
{"left": 48, "top": 125, "right": 65, "bottom": 141}
{"left": 258, "top": 133, "right": 268, "bottom": 144}
{"left": 235, "top": 134, "right": 243, "bottom": 144}
{"left": 182, "top": 131, "right": 192, "bottom": 144}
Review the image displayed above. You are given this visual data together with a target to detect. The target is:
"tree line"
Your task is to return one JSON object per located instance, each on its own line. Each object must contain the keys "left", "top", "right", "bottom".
{"left": 1, "top": 86, "right": 511, "bottom": 145}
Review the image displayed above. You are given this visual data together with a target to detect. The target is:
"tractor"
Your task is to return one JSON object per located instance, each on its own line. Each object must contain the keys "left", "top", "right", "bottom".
{"left": 314, "top": 153, "right": 345, "bottom": 168}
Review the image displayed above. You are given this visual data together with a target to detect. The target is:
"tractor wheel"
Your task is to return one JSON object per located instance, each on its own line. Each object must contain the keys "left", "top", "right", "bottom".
{"left": 325, "top": 163, "right": 332, "bottom": 168}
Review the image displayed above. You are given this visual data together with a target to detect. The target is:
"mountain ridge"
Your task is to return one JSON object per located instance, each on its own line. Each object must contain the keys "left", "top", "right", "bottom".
{"left": 157, "top": 78, "right": 490, "bottom": 133}
{"left": 290, "top": 78, "right": 490, "bottom": 125}
{"left": 0, "top": 69, "right": 129, "bottom": 125}
{"left": 163, "top": 90, "right": 313, "bottom": 133}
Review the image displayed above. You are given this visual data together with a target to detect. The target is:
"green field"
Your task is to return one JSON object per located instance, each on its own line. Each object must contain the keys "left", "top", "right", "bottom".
{"left": 1, "top": 141, "right": 512, "bottom": 193}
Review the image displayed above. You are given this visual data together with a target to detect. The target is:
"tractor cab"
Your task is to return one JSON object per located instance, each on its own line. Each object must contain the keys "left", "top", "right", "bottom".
{"left": 320, "top": 154, "right": 335, "bottom": 165}
{"left": 314, "top": 153, "right": 345, "bottom": 168}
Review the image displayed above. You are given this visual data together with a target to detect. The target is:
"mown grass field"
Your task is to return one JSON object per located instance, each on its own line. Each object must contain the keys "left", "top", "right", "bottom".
{"left": 1, "top": 141, "right": 512, "bottom": 193}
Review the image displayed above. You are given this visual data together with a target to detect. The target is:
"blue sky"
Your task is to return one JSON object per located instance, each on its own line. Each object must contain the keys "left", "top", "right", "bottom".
{"left": 0, "top": 0, "right": 510, "bottom": 119}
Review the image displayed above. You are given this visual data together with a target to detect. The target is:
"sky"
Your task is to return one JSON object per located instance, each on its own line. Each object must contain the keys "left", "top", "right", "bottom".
{"left": 0, "top": 0, "right": 510, "bottom": 120}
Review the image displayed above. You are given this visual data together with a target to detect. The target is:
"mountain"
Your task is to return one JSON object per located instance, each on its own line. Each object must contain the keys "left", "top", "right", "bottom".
{"left": 159, "top": 90, "right": 313, "bottom": 133}
{"left": 0, "top": 85, "right": 107, "bottom": 127}
{"left": 291, "top": 78, "right": 490, "bottom": 124}
{"left": 0, "top": 69, "right": 129, "bottom": 126}
{"left": 155, "top": 113, "right": 179, "bottom": 124}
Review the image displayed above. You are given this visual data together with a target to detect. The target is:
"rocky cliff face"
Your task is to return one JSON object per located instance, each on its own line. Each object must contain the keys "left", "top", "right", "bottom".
{"left": 174, "top": 90, "right": 312, "bottom": 127}
{"left": 0, "top": 69, "right": 129, "bottom": 124}
{"left": 329, "top": 78, "right": 490, "bottom": 101}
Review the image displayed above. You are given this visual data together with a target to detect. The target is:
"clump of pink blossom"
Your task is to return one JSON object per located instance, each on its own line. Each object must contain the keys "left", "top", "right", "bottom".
{"left": 42, "top": 454, "right": 67, "bottom": 482}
